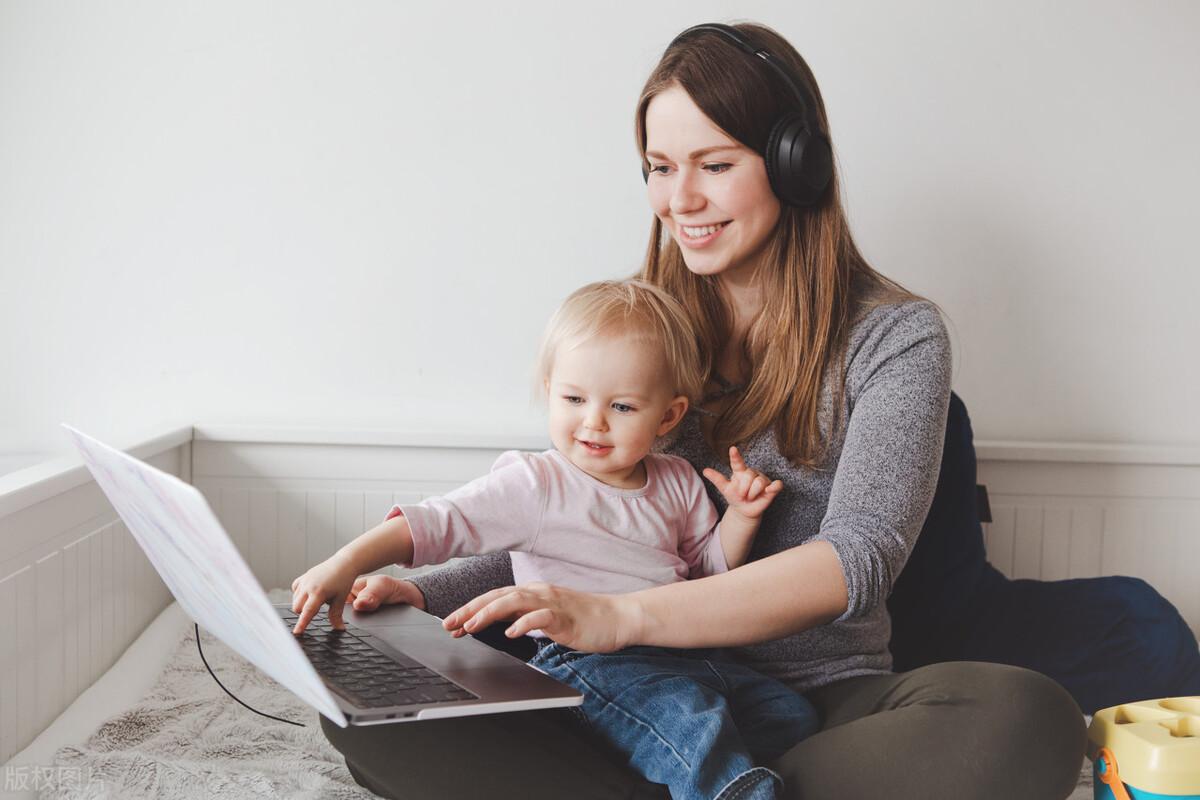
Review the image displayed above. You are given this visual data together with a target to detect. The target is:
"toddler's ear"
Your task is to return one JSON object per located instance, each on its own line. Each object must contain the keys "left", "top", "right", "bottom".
{"left": 656, "top": 395, "right": 689, "bottom": 436}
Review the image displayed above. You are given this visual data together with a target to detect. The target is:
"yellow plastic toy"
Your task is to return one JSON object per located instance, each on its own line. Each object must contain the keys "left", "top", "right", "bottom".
{"left": 1088, "top": 697, "right": 1200, "bottom": 799}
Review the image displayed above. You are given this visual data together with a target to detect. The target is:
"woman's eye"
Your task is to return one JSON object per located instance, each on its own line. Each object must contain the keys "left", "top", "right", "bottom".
{"left": 612, "top": 403, "right": 636, "bottom": 413}
{"left": 703, "top": 163, "right": 731, "bottom": 174}
{"left": 647, "top": 164, "right": 670, "bottom": 176}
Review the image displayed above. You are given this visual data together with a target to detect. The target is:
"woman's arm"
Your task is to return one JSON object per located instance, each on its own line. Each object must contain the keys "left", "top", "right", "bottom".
{"left": 625, "top": 539, "right": 847, "bottom": 647}
{"left": 407, "top": 551, "right": 515, "bottom": 618}
{"left": 443, "top": 540, "right": 847, "bottom": 651}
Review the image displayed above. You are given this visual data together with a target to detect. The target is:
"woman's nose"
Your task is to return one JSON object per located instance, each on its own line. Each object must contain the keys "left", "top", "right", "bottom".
{"left": 669, "top": 169, "right": 705, "bottom": 215}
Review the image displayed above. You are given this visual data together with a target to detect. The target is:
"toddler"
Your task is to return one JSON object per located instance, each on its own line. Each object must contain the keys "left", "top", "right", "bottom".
{"left": 291, "top": 279, "right": 817, "bottom": 800}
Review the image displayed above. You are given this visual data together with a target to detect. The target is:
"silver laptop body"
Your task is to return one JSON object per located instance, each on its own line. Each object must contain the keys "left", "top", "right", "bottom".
{"left": 272, "top": 601, "right": 582, "bottom": 725}
{"left": 65, "top": 425, "right": 582, "bottom": 727}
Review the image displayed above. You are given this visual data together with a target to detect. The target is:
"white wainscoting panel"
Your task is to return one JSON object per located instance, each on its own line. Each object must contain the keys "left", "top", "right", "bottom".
{"left": 0, "top": 438, "right": 186, "bottom": 764}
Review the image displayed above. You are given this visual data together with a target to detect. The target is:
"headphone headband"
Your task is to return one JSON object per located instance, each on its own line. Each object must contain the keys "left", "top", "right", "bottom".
{"left": 665, "top": 23, "right": 821, "bottom": 135}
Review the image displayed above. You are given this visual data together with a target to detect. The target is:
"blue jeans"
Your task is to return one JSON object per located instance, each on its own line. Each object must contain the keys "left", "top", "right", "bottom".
{"left": 530, "top": 643, "right": 818, "bottom": 800}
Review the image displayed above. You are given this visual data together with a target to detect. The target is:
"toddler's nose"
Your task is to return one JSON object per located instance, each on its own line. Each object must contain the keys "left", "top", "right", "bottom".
{"left": 583, "top": 408, "right": 608, "bottom": 431}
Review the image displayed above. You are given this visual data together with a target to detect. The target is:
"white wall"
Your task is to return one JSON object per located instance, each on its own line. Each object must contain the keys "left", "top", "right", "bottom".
{"left": 2, "top": 0, "right": 1198, "bottom": 469}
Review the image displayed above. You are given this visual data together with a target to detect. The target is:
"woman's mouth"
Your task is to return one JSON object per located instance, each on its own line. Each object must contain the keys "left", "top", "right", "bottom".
{"left": 677, "top": 221, "right": 730, "bottom": 248}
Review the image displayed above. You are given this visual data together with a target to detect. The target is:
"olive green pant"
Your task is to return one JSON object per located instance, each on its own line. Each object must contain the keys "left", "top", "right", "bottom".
{"left": 321, "top": 660, "right": 1086, "bottom": 800}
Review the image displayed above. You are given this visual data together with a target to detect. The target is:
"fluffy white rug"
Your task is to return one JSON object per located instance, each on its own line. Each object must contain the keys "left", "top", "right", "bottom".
{"left": 43, "top": 592, "right": 376, "bottom": 800}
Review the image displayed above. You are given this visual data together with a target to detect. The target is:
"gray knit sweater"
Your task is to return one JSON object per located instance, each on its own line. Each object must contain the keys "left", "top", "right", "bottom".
{"left": 409, "top": 300, "right": 951, "bottom": 693}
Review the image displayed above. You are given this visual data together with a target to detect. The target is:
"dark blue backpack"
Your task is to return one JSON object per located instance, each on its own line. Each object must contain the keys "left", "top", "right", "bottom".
{"left": 888, "top": 393, "right": 1200, "bottom": 714}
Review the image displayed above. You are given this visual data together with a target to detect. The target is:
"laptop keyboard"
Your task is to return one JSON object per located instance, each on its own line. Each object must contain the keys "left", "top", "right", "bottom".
{"left": 280, "top": 611, "right": 477, "bottom": 709}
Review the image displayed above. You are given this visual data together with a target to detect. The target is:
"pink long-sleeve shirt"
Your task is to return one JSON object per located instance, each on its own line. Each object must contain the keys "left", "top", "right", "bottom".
{"left": 389, "top": 449, "right": 728, "bottom": 595}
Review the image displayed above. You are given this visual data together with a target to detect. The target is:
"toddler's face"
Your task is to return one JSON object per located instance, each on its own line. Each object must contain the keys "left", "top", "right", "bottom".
{"left": 545, "top": 334, "right": 687, "bottom": 487}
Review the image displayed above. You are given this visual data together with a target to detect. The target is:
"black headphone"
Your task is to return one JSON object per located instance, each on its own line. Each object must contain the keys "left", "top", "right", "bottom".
{"left": 642, "top": 23, "right": 833, "bottom": 207}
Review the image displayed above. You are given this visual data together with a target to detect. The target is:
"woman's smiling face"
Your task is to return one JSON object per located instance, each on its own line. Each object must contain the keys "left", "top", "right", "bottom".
{"left": 644, "top": 85, "right": 781, "bottom": 283}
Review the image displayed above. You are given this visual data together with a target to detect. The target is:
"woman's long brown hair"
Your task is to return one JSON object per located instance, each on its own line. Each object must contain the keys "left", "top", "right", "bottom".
{"left": 636, "top": 22, "right": 918, "bottom": 468}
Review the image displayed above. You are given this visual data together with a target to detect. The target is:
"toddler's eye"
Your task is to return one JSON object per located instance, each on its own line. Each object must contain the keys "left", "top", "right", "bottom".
{"left": 612, "top": 403, "right": 636, "bottom": 413}
{"left": 563, "top": 395, "right": 583, "bottom": 405}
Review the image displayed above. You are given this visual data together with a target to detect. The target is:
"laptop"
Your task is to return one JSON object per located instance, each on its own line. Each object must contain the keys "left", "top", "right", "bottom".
{"left": 64, "top": 425, "right": 582, "bottom": 727}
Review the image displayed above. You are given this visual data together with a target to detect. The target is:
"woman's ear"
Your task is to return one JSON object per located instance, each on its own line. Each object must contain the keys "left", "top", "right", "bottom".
{"left": 656, "top": 395, "right": 689, "bottom": 437}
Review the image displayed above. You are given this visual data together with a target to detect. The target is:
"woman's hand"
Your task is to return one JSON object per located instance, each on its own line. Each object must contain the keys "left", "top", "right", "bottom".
{"left": 442, "top": 582, "right": 643, "bottom": 654}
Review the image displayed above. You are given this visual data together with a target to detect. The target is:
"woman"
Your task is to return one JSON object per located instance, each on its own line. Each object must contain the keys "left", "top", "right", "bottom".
{"left": 321, "top": 22, "right": 1086, "bottom": 799}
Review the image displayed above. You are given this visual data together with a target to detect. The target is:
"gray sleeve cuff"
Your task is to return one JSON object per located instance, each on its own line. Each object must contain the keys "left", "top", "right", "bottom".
{"left": 405, "top": 551, "right": 515, "bottom": 618}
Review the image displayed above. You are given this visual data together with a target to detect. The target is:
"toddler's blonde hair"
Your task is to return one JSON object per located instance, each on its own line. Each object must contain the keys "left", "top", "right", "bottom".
{"left": 537, "top": 279, "right": 703, "bottom": 402}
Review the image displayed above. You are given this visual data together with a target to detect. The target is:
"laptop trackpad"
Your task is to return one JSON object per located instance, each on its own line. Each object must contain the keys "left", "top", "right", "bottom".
{"left": 350, "top": 607, "right": 532, "bottom": 672}
{"left": 344, "top": 603, "right": 444, "bottom": 628}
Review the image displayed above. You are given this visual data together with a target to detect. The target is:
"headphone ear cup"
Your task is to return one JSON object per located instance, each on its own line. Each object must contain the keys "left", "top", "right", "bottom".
{"left": 766, "top": 112, "right": 833, "bottom": 207}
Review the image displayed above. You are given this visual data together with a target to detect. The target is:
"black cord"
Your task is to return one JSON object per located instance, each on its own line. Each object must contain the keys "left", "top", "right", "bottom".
{"left": 195, "top": 623, "right": 306, "bottom": 727}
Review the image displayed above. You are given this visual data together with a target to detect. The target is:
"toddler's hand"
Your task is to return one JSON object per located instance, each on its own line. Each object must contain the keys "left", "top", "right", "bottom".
{"left": 702, "top": 445, "right": 783, "bottom": 521}
{"left": 348, "top": 574, "right": 426, "bottom": 613}
{"left": 290, "top": 554, "right": 359, "bottom": 635}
